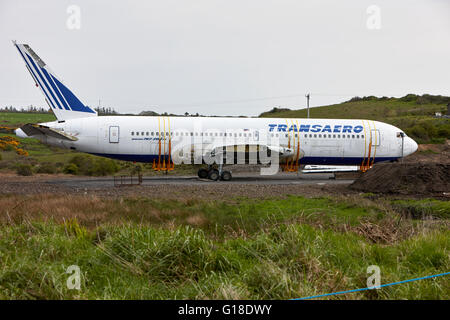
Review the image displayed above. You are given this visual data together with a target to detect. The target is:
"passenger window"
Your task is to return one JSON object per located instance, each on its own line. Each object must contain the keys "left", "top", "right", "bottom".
{"left": 314, "top": 134, "right": 317, "bottom": 138}
{"left": 318, "top": 134, "right": 322, "bottom": 138}
{"left": 333, "top": 134, "right": 336, "bottom": 138}
{"left": 352, "top": 135, "right": 355, "bottom": 138}
{"left": 131, "top": 132, "right": 134, "bottom": 136}
{"left": 136, "top": 132, "right": 139, "bottom": 136}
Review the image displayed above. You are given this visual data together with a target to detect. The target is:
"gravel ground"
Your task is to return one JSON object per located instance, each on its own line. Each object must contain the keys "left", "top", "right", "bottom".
{"left": 0, "top": 173, "right": 356, "bottom": 200}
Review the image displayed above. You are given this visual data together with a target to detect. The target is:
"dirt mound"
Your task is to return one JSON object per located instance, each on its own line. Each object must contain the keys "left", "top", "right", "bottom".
{"left": 350, "top": 163, "right": 450, "bottom": 195}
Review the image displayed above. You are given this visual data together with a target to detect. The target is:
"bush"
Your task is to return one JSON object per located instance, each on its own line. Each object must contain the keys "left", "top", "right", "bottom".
{"left": 67, "top": 154, "right": 119, "bottom": 176}
{"left": 437, "top": 127, "right": 450, "bottom": 139}
{"left": 63, "top": 163, "right": 78, "bottom": 175}
{"left": 400, "top": 94, "right": 419, "bottom": 102}
{"left": 92, "top": 158, "right": 119, "bottom": 176}
{"left": 16, "top": 164, "right": 33, "bottom": 176}
{"left": 36, "top": 162, "right": 57, "bottom": 174}
{"left": 407, "top": 125, "right": 428, "bottom": 141}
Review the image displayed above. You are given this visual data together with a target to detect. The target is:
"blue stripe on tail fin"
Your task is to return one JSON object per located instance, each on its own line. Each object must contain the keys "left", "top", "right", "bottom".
{"left": 50, "top": 75, "right": 96, "bottom": 113}
{"left": 14, "top": 42, "right": 97, "bottom": 120}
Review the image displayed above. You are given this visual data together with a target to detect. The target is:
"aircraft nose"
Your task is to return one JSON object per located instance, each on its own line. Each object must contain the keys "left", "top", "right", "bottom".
{"left": 404, "top": 137, "right": 418, "bottom": 156}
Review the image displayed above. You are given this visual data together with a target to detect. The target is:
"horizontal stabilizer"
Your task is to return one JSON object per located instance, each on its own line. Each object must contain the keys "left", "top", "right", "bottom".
{"left": 19, "top": 123, "right": 78, "bottom": 141}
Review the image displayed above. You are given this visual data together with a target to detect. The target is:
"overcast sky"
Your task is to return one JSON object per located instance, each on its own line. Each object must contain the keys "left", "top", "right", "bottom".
{"left": 1, "top": 0, "right": 449, "bottom": 116}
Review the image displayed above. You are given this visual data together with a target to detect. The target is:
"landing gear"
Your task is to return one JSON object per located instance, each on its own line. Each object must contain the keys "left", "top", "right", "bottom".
{"left": 221, "top": 170, "right": 232, "bottom": 181}
{"left": 208, "top": 169, "right": 220, "bottom": 181}
{"left": 197, "top": 168, "right": 208, "bottom": 179}
{"left": 198, "top": 165, "right": 232, "bottom": 181}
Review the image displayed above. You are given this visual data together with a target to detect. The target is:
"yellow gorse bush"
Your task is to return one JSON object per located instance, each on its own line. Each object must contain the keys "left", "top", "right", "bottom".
{"left": 0, "top": 136, "right": 29, "bottom": 156}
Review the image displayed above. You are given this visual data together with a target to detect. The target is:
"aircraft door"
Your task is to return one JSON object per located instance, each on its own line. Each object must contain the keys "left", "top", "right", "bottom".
{"left": 109, "top": 126, "right": 119, "bottom": 143}
{"left": 371, "top": 129, "right": 380, "bottom": 146}
{"left": 253, "top": 130, "right": 259, "bottom": 141}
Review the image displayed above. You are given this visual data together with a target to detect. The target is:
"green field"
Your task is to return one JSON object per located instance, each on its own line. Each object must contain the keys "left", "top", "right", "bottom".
{"left": 0, "top": 194, "right": 448, "bottom": 299}
{"left": 0, "top": 112, "right": 56, "bottom": 127}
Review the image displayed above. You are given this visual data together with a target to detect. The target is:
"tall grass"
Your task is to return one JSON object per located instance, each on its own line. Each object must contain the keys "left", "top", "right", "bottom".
{"left": 0, "top": 195, "right": 448, "bottom": 299}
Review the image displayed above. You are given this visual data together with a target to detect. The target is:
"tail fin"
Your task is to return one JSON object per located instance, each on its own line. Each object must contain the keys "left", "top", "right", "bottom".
{"left": 13, "top": 41, "right": 97, "bottom": 121}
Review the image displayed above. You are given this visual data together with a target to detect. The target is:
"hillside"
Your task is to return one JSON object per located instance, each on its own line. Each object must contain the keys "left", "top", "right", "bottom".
{"left": 259, "top": 94, "right": 450, "bottom": 144}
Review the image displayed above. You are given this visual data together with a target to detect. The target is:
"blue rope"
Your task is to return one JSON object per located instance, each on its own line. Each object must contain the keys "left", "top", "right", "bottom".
{"left": 293, "top": 271, "right": 450, "bottom": 300}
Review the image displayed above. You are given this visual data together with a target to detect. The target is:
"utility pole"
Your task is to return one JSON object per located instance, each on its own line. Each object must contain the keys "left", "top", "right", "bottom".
{"left": 306, "top": 93, "right": 310, "bottom": 118}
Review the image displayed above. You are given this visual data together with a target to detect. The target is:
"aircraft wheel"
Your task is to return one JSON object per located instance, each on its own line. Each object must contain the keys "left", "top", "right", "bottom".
{"left": 208, "top": 169, "right": 220, "bottom": 181}
{"left": 198, "top": 168, "right": 208, "bottom": 179}
{"left": 221, "top": 171, "right": 232, "bottom": 181}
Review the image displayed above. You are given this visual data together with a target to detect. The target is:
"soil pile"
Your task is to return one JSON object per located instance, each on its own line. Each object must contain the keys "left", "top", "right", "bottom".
{"left": 350, "top": 163, "right": 450, "bottom": 195}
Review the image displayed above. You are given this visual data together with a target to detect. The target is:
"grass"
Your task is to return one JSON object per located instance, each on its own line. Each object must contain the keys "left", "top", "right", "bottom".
{"left": 0, "top": 112, "right": 56, "bottom": 128}
{"left": 0, "top": 194, "right": 448, "bottom": 299}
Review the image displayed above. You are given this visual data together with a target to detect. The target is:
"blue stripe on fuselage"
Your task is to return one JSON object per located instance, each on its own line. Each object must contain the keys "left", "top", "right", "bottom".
{"left": 88, "top": 153, "right": 399, "bottom": 165}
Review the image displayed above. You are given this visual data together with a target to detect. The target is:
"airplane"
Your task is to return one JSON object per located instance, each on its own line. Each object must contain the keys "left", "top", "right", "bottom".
{"left": 13, "top": 42, "right": 418, "bottom": 181}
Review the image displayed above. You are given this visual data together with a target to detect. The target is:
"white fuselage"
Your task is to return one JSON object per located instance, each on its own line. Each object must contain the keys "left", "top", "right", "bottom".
{"left": 23, "top": 116, "right": 418, "bottom": 166}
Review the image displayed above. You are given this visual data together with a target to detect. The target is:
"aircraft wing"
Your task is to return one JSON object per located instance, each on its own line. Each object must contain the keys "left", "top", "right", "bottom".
{"left": 172, "top": 141, "right": 303, "bottom": 162}
{"left": 18, "top": 123, "right": 78, "bottom": 141}
{"left": 208, "top": 142, "right": 298, "bottom": 158}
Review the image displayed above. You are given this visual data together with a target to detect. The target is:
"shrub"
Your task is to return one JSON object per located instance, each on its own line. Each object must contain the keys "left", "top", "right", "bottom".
{"left": 36, "top": 162, "right": 57, "bottom": 174}
{"left": 400, "top": 94, "right": 419, "bottom": 102}
{"left": 16, "top": 164, "right": 33, "bottom": 176}
{"left": 66, "top": 154, "right": 119, "bottom": 176}
{"left": 92, "top": 158, "right": 119, "bottom": 176}
{"left": 407, "top": 125, "right": 428, "bottom": 141}
{"left": 437, "top": 127, "right": 450, "bottom": 139}
{"left": 63, "top": 163, "right": 78, "bottom": 175}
